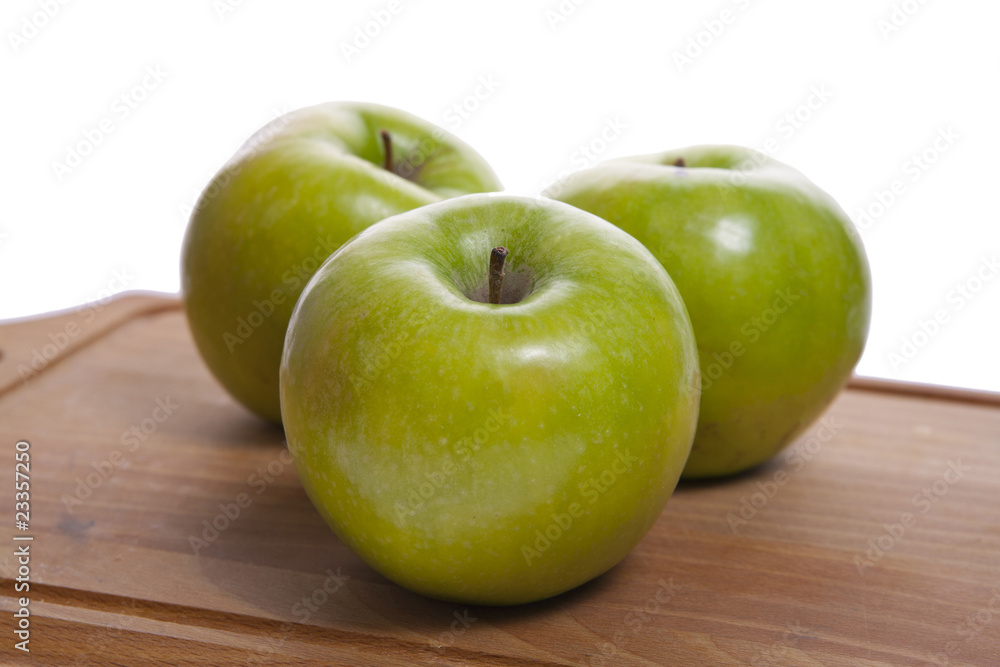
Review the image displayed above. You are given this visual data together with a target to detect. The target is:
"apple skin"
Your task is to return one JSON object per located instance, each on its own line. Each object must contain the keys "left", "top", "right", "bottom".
{"left": 279, "top": 194, "right": 700, "bottom": 605}
{"left": 182, "top": 102, "right": 502, "bottom": 423}
{"left": 547, "top": 146, "right": 871, "bottom": 479}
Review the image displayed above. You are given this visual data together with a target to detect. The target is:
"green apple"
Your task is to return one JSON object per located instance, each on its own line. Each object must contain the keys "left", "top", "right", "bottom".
{"left": 182, "top": 102, "right": 502, "bottom": 422}
{"left": 548, "top": 146, "right": 871, "bottom": 478}
{"left": 280, "top": 194, "right": 700, "bottom": 605}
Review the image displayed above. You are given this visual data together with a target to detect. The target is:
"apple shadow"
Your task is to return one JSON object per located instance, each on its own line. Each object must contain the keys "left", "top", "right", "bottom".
{"left": 175, "top": 401, "right": 287, "bottom": 451}
{"left": 171, "top": 397, "right": 648, "bottom": 656}
{"left": 673, "top": 454, "right": 787, "bottom": 493}
{"left": 190, "top": 467, "right": 632, "bottom": 654}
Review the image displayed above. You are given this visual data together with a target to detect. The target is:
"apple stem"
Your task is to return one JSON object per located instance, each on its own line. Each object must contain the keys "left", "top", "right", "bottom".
{"left": 380, "top": 129, "right": 394, "bottom": 173}
{"left": 488, "top": 247, "right": 509, "bottom": 305}
{"left": 673, "top": 157, "right": 686, "bottom": 168}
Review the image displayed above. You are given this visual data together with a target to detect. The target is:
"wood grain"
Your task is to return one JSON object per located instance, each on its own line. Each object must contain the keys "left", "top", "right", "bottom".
{"left": 0, "top": 293, "right": 997, "bottom": 666}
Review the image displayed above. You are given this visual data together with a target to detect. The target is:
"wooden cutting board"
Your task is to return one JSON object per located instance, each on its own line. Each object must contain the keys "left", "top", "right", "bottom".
{"left": 0, "top": 293, "right": 997, "bottom": 666}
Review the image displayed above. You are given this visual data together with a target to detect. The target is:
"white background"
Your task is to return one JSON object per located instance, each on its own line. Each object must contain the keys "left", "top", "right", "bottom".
{"left": 2, "top": 0, "right": 998, "bottom": 392}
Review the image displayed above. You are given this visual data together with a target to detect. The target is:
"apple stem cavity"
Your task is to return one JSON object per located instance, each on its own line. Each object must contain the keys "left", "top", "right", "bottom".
{"left": 380, "top": 129, "right": 394, "bottom": 173}
{"left": 488, "top": 246, "right": 509, "bottom": 305}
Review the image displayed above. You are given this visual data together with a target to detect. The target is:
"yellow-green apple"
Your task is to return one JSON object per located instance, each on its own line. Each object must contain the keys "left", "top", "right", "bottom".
{"left": 280, "top": 194, "right": 700, "bottom": 604}
{"left": 548, "top": 146, "right": 871, "bottom": 478}
{"left": 182, "top": 102, "right": 502, "bottom": 422}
